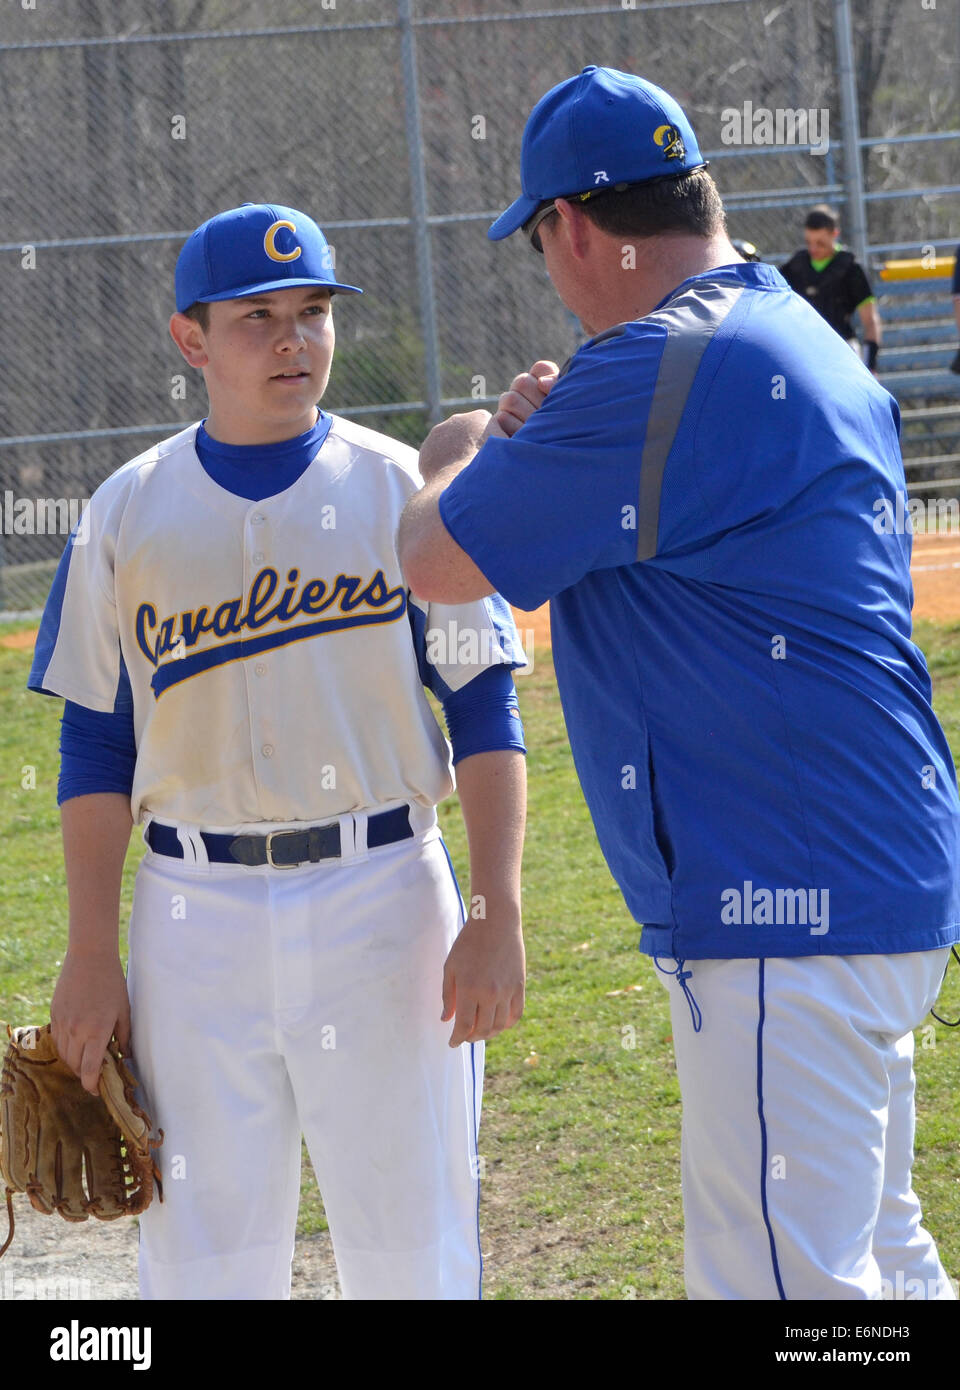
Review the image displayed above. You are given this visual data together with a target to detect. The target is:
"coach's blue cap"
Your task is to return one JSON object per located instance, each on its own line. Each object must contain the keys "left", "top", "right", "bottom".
{"left": 488, "top": 66, "right": 706, "bottom": 241}
{"left": 174, "top": 203, "right": 362, "bottom": 312}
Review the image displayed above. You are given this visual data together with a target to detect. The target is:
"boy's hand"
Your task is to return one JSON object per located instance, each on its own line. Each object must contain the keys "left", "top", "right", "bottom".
{"left": 50, "top": 948, "right": 132, "bottom": 1095}
{"left": 441, "top": 911, "right": 525, "bottom": 1047}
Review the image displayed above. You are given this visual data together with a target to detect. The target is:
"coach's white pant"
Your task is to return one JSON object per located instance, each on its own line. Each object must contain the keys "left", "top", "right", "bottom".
{"left": 126, "top": 810, "right": 483, "bottom": 1301}
{"left": 655, "top": 949, "right": 956, "bottom": 1300}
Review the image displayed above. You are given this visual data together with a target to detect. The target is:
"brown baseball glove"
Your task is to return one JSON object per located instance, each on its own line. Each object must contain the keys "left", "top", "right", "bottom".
{"left": 0, "top": 1023, "right": 163, "bottom": 1259}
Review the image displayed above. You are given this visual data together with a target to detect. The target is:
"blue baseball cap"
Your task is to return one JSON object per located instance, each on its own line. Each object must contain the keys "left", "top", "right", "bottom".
{"left": 175, "top": 202, "right": 362, "bottom": 312}
{"left": 488, "top": 67, "right": 707, "bottom": 241}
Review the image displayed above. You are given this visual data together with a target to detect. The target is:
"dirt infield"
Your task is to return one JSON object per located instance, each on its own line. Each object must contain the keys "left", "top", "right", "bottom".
{"left": 0, "top": 628, "right": 38, "bottom": 650}
{"left": 2, "top": 541, "right": 956, "bottom": 659}
{"left": 910, "top": 532, "right": 960, "bottom": 625}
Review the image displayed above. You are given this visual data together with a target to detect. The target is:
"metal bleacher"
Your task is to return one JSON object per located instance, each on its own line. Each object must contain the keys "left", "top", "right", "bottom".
{"left": 873, "top": 261, "right": 960, "bottom": 496}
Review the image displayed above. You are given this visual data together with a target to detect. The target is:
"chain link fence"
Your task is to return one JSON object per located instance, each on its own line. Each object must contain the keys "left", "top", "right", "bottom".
{"left": 1, "top": 0, "right": 958, "bottom": 612}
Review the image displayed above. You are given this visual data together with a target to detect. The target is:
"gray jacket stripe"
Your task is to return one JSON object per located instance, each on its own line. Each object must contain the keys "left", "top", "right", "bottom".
{"left": 636, "top": 279, "right": 745, "bottom": 562}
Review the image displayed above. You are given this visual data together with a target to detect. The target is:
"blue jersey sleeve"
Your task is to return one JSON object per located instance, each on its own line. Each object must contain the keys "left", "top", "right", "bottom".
{"left": 28, "top": 528, "right": 84, "bottom": 698}
{"left": 438, "top": 324, "right": 666, "bottom": 611}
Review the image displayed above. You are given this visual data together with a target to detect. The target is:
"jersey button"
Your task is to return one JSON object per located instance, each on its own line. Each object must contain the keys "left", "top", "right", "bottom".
{"left": 261, "top": 744, "right": 274, "bottom": 758}
{"left": 254, "top": 663, "right": 266, "bottom": 677}
{"left": 253, "top": 551, "right": 265, "bottom": 564}
{"left": 251, "top": 513, "right": 264, "bottom": 525}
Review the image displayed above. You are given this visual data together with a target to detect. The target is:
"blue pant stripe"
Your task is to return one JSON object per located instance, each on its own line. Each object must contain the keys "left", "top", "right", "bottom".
{"left": 757, "top": 959, "right": 787, "bottom": 1300}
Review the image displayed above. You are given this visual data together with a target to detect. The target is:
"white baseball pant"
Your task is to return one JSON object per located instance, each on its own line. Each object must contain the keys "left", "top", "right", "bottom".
{"left": 654, "top": 948, "right": 956, "bottom": 1300}
{"left": 126, "top": 805, "right": 483, "bottom": 1300}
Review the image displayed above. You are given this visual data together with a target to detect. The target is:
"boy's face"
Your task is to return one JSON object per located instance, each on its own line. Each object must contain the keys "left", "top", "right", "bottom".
{"left": 170, "top": 284, "right": 335, "bottom": 444}
{"left": 804, "top": 226, "right": 838, "bottom": 261}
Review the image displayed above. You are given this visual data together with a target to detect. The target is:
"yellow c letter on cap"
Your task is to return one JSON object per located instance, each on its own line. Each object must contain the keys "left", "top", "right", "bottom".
{"left": 264, "top": 219, "right": 302, "bottom": 263}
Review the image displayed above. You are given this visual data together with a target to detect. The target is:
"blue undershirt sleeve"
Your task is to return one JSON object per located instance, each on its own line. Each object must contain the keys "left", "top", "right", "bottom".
{"left": 57, "top": 698, "right": 137, "bottom": 805}
{"left": 439, "top": 663, "right": 526, "bottom": 765}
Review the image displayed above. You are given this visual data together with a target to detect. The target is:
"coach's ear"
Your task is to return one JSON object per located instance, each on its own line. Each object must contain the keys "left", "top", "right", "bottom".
{"left": 169, "top": 312, "right": 209, "bottom": 369}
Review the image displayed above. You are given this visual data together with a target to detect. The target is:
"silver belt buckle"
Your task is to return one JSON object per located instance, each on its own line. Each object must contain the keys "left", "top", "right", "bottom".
{"left": 265, "top": 830, "right": 300, "bottom": 869}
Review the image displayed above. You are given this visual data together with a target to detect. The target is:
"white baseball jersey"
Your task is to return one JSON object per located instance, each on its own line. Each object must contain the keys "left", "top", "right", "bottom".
{"left": 30, "top": 416, "right": 525, "bottom": 826}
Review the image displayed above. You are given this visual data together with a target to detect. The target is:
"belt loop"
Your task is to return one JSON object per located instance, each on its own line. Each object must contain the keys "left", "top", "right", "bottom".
{"left": 174, "top": 824, "right": 196, "bottom": 863}
{"left": 407, "top": 801, "right": 437, "bottom": 840}
{"left": 338, "top": 812, "right": 360, "bottom": 860}
{"left": 175, "top": 824, "right": 209, "bottom": 867}
{"left": 188, "top": 827, "right": 211, "bottom": 868}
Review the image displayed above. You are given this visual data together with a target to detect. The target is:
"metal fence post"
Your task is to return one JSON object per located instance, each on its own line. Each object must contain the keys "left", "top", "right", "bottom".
{"left": 832, "top": 0, "right": 869, "bottom": 264}
{"left": 398, "top": 0, "right": 443, "bottom": 428}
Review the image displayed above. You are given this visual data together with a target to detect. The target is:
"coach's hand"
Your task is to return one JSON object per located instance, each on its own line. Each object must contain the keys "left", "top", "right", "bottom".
{"left": 418, "top": 409, "right": 493, "bottom": 484}
{"left": 486, "top": 360, "right": 559, "bottom": 439}
{"left": 51, "top": 948, "right": 132, "bottom": 1095}
{"left": 417, "top": 361, "right": 559, "bottom": 484}
{"left": 441, "top": 911, "right": 525, "bottom": 1047}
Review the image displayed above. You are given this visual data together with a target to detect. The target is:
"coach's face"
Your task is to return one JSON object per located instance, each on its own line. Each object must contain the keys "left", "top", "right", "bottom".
{"left": 171, "top": 284, "right": 336, "bottom": 443}
{"left": 537, "top": 202, "right": 603, "bottom": 338}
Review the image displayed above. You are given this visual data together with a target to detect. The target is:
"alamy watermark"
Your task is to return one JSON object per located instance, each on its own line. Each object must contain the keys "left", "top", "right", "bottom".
{"left": 720, "top": 101, "right": 829, "bottom": 155}
{"left": 49, "top": 1320, "right": 150, "bottom": 1369}
{"left": 0, "top": 491, "right": 90, "bottom": 542}
{"left": 425, "top": 620, "right": 535, "bottom": 674}
{"left": 880, "top": 1271, "right": 959, "bottom": 1300}
{"left": 721, "top": 882, "right": 829, "bottom": 935}
{"left": 872, "top": 492, "right": 959, "bottom": 535}
{"left": 1, "top": 1271, "right": 93, "bottom": 1300}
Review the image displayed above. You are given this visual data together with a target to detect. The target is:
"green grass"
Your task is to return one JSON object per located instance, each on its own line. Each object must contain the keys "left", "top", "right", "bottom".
{"left": 1, "top": 616, "right": 959, "bottom": 1299}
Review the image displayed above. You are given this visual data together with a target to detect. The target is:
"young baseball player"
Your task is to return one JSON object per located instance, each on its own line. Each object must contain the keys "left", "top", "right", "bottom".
{"left": 28, "top": 202, "right": 528, "bottom": 1301}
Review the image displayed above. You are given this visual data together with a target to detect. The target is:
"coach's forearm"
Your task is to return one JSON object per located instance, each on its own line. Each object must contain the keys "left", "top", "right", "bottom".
{"left": 399, "top": 409, "right": 503, "bottom": 601}
{"left": 398, "top": 468, "right": 497, "bottom": 603}
{"left": 407, "top": 460, "right": 472, "bottom": 524}
{"left": 455, "top": 749, "right": 526, "bottom": 923}
{"left": 398, "top": 462, "right": 467, "bottom": 560}
{"left": 61, "top": 792, "right": 133, "bottom": 954}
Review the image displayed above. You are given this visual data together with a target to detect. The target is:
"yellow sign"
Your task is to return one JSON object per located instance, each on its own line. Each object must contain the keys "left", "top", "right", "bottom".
{"left": 879, "top": 257, "right": 955, "bottom": 281}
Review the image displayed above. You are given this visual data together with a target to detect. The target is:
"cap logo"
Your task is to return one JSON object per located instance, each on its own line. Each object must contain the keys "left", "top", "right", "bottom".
{"left": 264, "top": 219, "right": 302, "bottom": 264}
{"left": 654, "top": 124, "right": 686, "bottom": 161}
{"left": 593, "top": 170, "right": 610, "bottom": 185}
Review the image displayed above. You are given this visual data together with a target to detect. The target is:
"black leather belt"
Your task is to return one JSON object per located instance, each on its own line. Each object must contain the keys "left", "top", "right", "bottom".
{"left": 145, "top": 804, "right": 413, "bottom": 868}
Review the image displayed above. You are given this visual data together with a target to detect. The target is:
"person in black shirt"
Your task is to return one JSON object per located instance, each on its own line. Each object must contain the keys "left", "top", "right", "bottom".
{"left": 781, "top": 204, "right": 881, "bottom": 375}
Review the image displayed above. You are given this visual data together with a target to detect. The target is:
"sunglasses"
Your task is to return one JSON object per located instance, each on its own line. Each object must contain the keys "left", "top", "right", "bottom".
{"left": 522, "top": 183, "right": 628, "bottom": 253}
{"left": 521, "top": 165, "right": 709, "bottom": 252}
